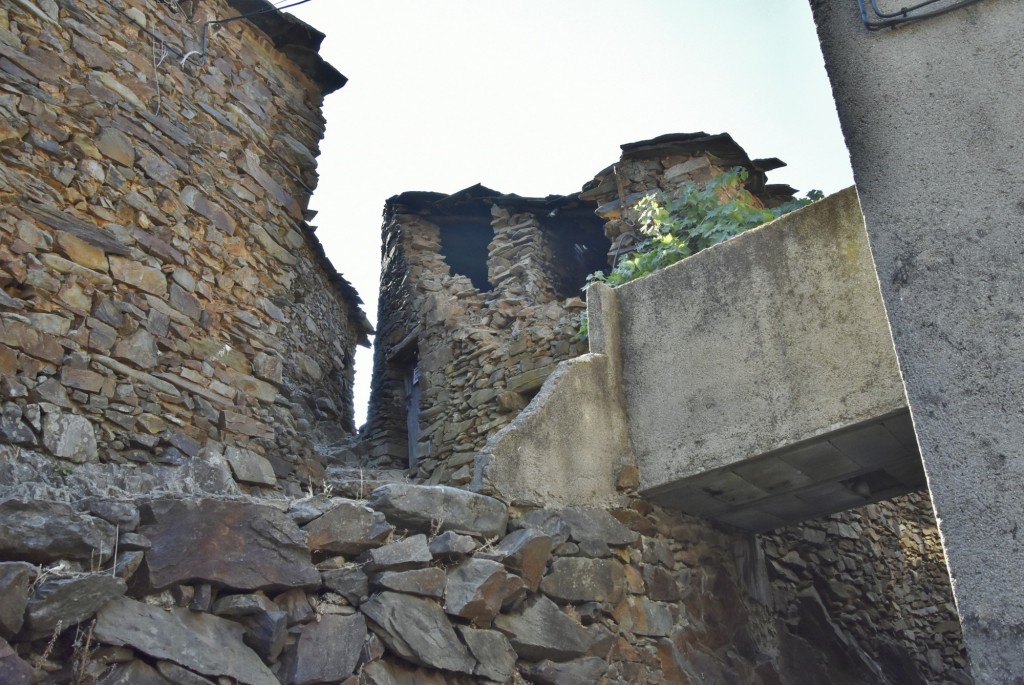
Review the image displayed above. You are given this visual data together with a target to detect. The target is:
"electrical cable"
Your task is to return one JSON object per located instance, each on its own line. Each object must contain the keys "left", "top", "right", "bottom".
{"left": 99, "top": 0, "right": 317, "bottom": 67}
{"left": 856, "top": 0, "right": 987, "bottom": 29}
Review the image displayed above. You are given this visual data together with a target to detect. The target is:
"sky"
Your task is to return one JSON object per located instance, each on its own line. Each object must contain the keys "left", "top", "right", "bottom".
{"left": 284, "top": 1, "right": 855, "bottom": 426}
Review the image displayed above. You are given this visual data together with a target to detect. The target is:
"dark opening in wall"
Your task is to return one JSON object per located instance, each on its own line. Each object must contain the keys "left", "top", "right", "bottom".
{"left": 437, "top": 214, "right": 494, "bottom": 292}
{"left": 544, "top": 214, "right": 612, "bottom": 299}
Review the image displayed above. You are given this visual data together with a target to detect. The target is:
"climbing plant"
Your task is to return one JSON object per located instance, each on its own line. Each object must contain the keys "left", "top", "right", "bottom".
{"left": 575, "top": 168, "right": 820, "bottom": 340}
{"left": 586, "top": 167, "right": 822, "bottom": 288}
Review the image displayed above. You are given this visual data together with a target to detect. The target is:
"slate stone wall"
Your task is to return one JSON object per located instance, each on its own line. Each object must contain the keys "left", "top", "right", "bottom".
{"left": 0, "top": 479, "right": 946, "bottom": 684}
{"left": 762, "top": 493, "right": 972, "bottom": 684}
{"left": 0, "top": 0, "right": 369, "bottom": 496}
{"left": 362, "top": 197, "right": 591, "bottom": 481}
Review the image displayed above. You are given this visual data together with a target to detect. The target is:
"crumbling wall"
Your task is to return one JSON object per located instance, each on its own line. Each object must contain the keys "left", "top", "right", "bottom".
{"left": 364, "top": 134, "right": 799, "bottom": 487}
{"left": 362, "top": 192, "right": 594, "bottom": 481}
{"left": 0, "top": 0, "right": 370, "bottom": 497}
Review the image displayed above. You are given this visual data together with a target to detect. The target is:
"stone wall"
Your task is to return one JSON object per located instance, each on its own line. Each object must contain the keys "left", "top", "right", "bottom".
{"left": 0, "top": 477, "right": 943, "bottom": 684}
{"left": 0, "top": 0, "right": 371, "bottom": 497}
{"left": 762, "top": 493, "right": 972, "bottom": 684}
{"left": 361, "top": 188, "right": 599, "bottom": 480}
{"left": 362, "top": 133, "right": 797, "bottom": 485}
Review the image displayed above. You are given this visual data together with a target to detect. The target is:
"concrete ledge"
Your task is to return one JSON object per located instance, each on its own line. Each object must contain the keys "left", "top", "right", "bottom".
{"left": 471, "top": 353, "right": 633, "bottom": 507}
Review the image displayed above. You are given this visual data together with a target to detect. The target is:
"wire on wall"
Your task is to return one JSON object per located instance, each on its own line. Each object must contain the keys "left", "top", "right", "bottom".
{"left": 857, "top": 0, "right": 987, "bottom": 30}
{"left": 99, "top": 0, "right": 316, "bottom": 67}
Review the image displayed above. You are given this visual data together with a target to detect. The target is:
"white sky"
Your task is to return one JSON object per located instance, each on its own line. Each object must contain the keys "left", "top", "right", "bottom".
{"left": 285, "top": 1, "right": 855, "bottom": 426}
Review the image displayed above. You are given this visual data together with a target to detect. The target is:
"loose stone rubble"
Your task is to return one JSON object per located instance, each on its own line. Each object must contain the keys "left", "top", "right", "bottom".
{"left": 0, "top": 481, "right": 969, "bottom": 684}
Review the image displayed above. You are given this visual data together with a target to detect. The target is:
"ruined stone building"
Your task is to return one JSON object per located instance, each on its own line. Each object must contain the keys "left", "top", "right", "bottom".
{"left": 0, "top": 1, "right": 980, "bottom": 683}
{"left": 362, "top": 132, "right": 796, "bottom": 483}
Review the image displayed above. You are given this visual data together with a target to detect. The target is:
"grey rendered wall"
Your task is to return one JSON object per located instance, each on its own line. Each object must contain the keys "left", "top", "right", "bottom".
{"left": 811, "top": 1, "right": 1024, "bottom": 681}
{"left": 613, "top": 187, "right": 906, "bottom": 490}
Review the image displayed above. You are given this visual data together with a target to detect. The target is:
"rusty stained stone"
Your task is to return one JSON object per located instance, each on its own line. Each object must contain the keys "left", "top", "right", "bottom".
{"left": 444, "top": 558, "right": 525, "bottom": 628}
{"left": 0, "top": 318, "right": 63, "bottom": 364}
{"left": 109, "top": 256, "right": 167, "bottom": 297}
{"left": 487, "top": 528, "right": 552, "bottom": 592}
{"left": 0, "top": 345, "right": 17, "bottom": 378}
{"left": 54, "top": 231, "right": 108, "bottom": 272}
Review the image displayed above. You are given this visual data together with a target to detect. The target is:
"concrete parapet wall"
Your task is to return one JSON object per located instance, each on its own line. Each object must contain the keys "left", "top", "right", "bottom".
{"left": 607, "top": 187, "right": 907, "bottom": 491}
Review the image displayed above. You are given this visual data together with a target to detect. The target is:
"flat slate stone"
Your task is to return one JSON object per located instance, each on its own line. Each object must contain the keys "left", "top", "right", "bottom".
{"left": 140, "top": 499, "right": 319, "bottom": 591}
{"left": 359, "top": 534, "right": 431, "bottom": 572}
{"left": 0, "top": 562, "right": 35, "bottom": 638}
{"left": 494, "top": 595, "right": 592, "bottom": 662}
{"left": 487, "top": 528, "right": 552, "bottom": 592}
{"left": 281, "top": 614, "right": 366, "bottom": 685}
{"left": 444, "top": 558, "right": 523, "bottom": 628}
{"left": 367, "top": 483, "right": 508, "bottom": 539}
{"left": 303, "top": 499, "right": 392, "bottom": 555}
{"left": 24, "top": 573, "right": 126, "bottom": 639}
{"left": 0, "top": 499, "right": 116, "bottom": 564}
{"left": 540, "top": 557, "right": 626, "bottom": 605}
{"left": 458, "top": 626, "right": 517, "bottom": 682}
{"left": 239, "top": 610, "right": 287, "bottom": 663}
{"left": 524, "top": 657, "right": 609, "bottom": 685}
{"left": 612, "top": 596, "right": 675, "bottom": 637}
{"left": 224, "top": 446, "right": 276, "bottom": 486}
{"left": 515, "top": 508, "right": 639, "bottom": 547}
{"left": 94, "top": 597, "right": 277, "bottom": 685}
{"left": 361, "top": 591, "right": 476, "bottom": 674}
{"left": 376, "top": 567, "right": 447, "bottom": 598}
{"left": 41, "top": 412, "right": 98, "bottom": 462}
{"left": 321, "top": 565, "right": 369, "bottom": 605}
{"left": 211, "top": 593, "right": 278, "bottom": 617}
{"left": 428, "top": 530, "right": 477, "bottom": 558}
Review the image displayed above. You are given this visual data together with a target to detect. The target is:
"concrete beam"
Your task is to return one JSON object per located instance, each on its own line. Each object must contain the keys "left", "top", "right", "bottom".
{"left": 810, "top": 1, "right": 1024, "bottom": 680}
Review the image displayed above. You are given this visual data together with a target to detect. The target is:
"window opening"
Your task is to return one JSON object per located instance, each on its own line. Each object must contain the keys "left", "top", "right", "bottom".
{"left": 543, "top": 214, "right": 612, "bottom": 299}
{"left": 437, "top": 214, "right": 494, "bottom": 292}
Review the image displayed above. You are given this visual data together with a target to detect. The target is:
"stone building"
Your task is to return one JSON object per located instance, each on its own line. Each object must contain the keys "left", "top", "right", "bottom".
{"left": 0, "top": 0, "right": 372, "bottom": 497}
{"left": 363, "top": 132, "right": 796, "bottom": 483}
{"left": 0, "top": 1, "right": 977, "bottom": 681}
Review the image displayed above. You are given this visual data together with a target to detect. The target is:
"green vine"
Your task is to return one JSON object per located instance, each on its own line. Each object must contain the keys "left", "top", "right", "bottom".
{"left": 587, "top": 168, "right": 821, "bottom": 289}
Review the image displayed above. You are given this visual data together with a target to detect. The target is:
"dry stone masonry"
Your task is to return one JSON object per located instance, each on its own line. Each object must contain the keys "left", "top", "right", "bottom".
{"left": 763, "top": 493, "right": 971, "bottom": 684}
{"left": 0, "top": 479, "right": 963, "bottom": 684}
{"left": 0, "top": 0, "right": 372, "bottom": 498}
